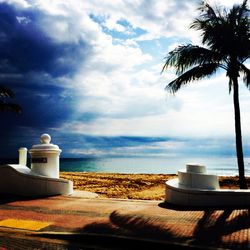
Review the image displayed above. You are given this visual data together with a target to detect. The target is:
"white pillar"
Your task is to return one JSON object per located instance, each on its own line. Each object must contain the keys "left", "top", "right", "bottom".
{"left": 18, "top": 147, "right": 27, "bottom": 166}
{"left": 29, "top": 134, "right": 62, "bottom": 178}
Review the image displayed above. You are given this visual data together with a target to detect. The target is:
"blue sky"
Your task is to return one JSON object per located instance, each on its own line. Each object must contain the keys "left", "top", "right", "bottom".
{"left": 0, "top": 0, "right": 249, "bottom": 158}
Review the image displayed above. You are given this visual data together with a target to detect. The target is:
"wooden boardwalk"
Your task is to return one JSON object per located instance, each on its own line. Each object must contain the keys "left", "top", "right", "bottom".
{"left": 0, "top": 195, "right": 249, "bottom": 249}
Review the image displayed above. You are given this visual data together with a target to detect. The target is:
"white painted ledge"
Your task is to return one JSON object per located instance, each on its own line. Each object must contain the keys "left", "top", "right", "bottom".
{"left": 165, "top": 178, "right": 250, "bottom": 207}
{"left": 0, "top": 164, "right": 73, "bottom": 196}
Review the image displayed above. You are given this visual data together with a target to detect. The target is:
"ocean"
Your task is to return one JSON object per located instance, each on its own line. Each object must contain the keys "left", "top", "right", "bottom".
{"left": 1, "top": 156, "right": 250, "bottom": 176}
{"left": 59, "top": 156, "right": 250, "bottom": 176}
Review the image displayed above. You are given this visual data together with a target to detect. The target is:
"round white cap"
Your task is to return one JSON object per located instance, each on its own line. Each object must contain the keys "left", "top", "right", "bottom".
{"left": 186, "top": 163, "right": 206, "bottom": 173}
{"left": 29, "top": 134, "right": 61, "bottom": 153}
{"left": 40, "top": 134, "right": 51, "bottom": 144}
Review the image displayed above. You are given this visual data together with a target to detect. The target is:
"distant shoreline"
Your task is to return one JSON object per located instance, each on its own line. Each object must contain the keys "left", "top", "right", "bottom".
{"left": 60, "top": 172, "right": 250, "bottom": 200}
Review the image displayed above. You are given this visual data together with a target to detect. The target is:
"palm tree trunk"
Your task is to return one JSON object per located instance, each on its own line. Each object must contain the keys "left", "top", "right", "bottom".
{"left": 232, "top": 77, "right": 247, "bottom": 189}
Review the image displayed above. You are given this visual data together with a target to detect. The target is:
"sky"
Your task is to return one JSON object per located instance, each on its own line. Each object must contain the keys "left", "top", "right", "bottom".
{"left": 0, "top": 0, "right": 249, "bottom": 158}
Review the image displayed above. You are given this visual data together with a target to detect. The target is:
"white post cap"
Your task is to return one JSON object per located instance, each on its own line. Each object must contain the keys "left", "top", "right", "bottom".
{"left": 29, "top": 133, "right": 61, "bottom": 153}
{"left": 40, "top": 134, "right": 51, "bottom": 144}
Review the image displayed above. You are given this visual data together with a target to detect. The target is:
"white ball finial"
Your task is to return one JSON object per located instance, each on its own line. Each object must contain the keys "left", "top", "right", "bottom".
{"left": 40, "top": 134, "right": 51, "bottom": 144}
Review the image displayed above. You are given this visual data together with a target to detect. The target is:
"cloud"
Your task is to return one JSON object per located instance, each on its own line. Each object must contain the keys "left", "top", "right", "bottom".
{"left": 47, "top": 134, "right": 239, "bottom": 158}
{"left": 53, "top": 135, "right": 240, "bottom": 158}
{"left": 0, "top": 4, "right": 88, "bottom": 76}
{"left": 0, "top": 2, "right": 90, "bottom": 133}
{"left": 0, "top": 0, "right": 249, "bottom": 160}
{"left": 84, "top": 0, "right": 199, "bottom": 42}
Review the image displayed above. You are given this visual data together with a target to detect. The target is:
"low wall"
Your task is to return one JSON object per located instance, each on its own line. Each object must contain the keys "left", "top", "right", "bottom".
{"left": 0, "top": 164, "right": 73, "bottom": 196}
{"left": 165, "top": 178, "right": 250, "bottom": 207}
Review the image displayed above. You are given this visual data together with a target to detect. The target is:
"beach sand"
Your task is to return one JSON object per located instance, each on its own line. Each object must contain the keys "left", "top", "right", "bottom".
{"left": 60, "top": 172, "right": 250, "bottom": 200}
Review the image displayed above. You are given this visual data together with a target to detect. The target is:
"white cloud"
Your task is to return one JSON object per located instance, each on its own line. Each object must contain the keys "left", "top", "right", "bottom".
{"left": 67, "top": 139, "right": 186, "bottom": 158}
{"left": 0, "top": 0, "right": 30, "bottom": 8}
{"left": 59, "top": 70, "right": 250, "bottom": 139}
{"left": 7, "top": 0, "right": 250, "bottom": 141}
{"left": 209, "top": 0, "right": 245, "bottom": 7}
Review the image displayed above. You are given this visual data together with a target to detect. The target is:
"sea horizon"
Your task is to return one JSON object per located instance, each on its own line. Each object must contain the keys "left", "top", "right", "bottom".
{"left": 1, "top": 156, "right": 250, "bottom": 176}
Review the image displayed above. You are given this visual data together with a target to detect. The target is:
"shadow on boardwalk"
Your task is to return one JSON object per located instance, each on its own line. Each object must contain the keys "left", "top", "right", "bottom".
{"left": 193, "top": 209, "right": 250, "bottom": 249}
{"left": 80, "top": 210, "right": 191, "bottom": 249}
{"left": 80, "top": 207, "right": 250, "bottom": 249}
{"left": 84, "top": 210, "right": 177, "bottom": 240}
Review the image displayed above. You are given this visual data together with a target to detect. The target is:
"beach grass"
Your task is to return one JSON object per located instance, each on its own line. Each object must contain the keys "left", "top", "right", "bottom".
{"left": 60, "top": 172, "right": 250, "bottom": 200}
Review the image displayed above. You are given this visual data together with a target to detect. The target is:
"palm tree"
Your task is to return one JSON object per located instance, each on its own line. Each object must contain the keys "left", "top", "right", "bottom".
{"left": 0, "top": 86, "right": 22, "bottom": 114}
{"left": 162, "top": 0, "right": 249, "bottom": 189}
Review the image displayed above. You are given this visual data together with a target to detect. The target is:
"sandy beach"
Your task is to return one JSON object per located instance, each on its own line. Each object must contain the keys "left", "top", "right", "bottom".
{"left": 60, "top": 172, "right": 250, "bottom": 200}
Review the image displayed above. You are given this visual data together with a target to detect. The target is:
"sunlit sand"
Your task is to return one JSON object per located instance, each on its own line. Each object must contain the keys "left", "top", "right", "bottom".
{"left": 60, "top": 172, "right": 250, "bottom": 200}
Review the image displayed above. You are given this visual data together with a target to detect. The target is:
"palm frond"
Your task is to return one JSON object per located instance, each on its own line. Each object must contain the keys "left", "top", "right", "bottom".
{"left": 198, "top": 1, "right": 219, "bottom": 20}
{"left": 191, "top": 14, "right": 229, "bottom": 51}
{"left": 162, "top": 44, "right": 220, "bottom": 75}
{"left": 0, "top": 86, "right": 22, "bottom": 114}
{"left": 0, "top": 101, "right": 22, "bottom": 114}
{"left": 228, "top": 78, "right": 233, "bottom": 93}
{"left": 227, "top": 1, "right": 250, "bottom": 59}
{"left": 191, "top": 0, "right": 249, "bottom": 59}
{"left": 0, "top": 86, "right": 14, "bottom": 98}
{"left": 240, "top": 63, "right": 250, "bottom": 88}
{"left": 237, "top": 0, "right": 249, "bottom": 22}
{"left": 191, "top": 1, "right": 221, "bottom": 34}
{"left": 165, "top": 63, "right": 220, "bottom": 93}
{"left": 163, "top": 0, "right": 249, "bottom": 95}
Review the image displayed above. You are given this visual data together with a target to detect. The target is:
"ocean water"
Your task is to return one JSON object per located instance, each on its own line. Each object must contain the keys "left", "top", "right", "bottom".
{"left": 60, "top": 156, "right": 250, "bottom": 176}
{"left": 1, "top": 156, "right": 249, "bottom": 176}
